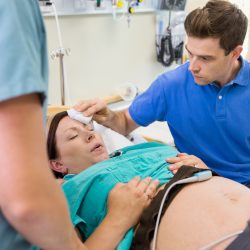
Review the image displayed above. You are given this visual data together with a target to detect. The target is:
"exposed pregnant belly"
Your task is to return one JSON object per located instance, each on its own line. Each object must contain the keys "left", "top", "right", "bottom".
{"left": 156, "top": 176, "right": 250, "bottom": 250}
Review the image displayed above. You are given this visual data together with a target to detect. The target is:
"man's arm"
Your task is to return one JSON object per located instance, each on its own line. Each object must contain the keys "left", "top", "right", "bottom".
{"left": 0, "top": 94, "right": 86, "bottom": 250}
{"left": 74, "top": 99, "right": 139, "bottom": 136}
{"left": 106, "top": 109, "right": 139, "bottom": 136}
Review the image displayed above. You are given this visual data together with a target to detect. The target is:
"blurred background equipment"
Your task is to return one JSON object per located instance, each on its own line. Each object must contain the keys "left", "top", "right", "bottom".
{"left": 158, "top": 0, "right": 186, "bottom": 11}
{"left": 156, "top": 0, "right": 186, "bottom": 66}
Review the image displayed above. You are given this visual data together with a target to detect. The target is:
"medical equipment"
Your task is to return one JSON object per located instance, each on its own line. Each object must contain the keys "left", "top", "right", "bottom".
{"left": 38, "top": 0, "right": 52, "bottom": 6}
{"left": 127, "top": 0, "right": 144, "bottom": 27}
{"left": 111, "top": 0, "right": 126, "bottom": 21}
{"left": 45, "top": 1, "right": 70, "bottom": 105}
{"left": 152, "top": 170, "right": 213, "bottom": 250}
{"left": 39, "top": 1, "right": 70, "bottom": 105}
{"left": 116, "top": 82, "right": 139, "bottom": 101}
{"left": 199, "top": 230, "right": 243, "bottom": 250}
{"left": 111, "top": 0, "right": 144, "bottom": 26}
{"left": 158, "top": 0, "right": 186, "bottom": 10}
{"left": 128, "top": 0, "right": 143, "bottom": 13}
{"left": 156, "top": 0, "right": 186, "bottom": 66}
{"left": 38, "top": 0, "right": 53, "bottom": 13}
{"left": 156, "top": 24, "right": 174, "bottom": 66}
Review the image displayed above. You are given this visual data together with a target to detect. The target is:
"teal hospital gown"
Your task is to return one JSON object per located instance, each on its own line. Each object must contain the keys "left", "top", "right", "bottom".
{"left": 63, "top": 142, "right": 178, "bottom": 250}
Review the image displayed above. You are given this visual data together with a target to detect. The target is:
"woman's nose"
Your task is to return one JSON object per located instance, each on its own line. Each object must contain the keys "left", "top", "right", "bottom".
{"left": 86, "top": 132, "right": 94, "bottom": 142}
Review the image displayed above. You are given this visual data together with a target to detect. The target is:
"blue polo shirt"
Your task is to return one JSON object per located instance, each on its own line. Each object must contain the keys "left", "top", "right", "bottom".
{"left": 129, "top": 58, "right": 250, "bottom": 184}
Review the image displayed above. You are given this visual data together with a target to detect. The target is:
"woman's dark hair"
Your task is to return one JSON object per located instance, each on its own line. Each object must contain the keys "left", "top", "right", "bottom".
{"left": 184, "top": 0, "right": 248, "bottom": 55}
{"left": 47, "top": 111, "right": 68, "bottom": 178}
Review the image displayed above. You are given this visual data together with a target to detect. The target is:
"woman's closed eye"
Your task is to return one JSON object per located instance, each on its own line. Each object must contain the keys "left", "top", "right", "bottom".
{"left": 68, "top": 134, "right": 78, "bottom": 140}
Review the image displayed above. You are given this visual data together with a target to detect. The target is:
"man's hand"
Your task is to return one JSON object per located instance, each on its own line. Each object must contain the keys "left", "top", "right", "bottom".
{"left": 167, "top": 153, "right": 209, "bottom": 174}
{"left": 73, "top": 98, "right": 138, "bottom": 135}
{"left": 74, "top": 99, "right": 114, "bottom": 125}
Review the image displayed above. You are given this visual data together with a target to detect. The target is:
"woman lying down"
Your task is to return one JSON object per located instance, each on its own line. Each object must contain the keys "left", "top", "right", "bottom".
{"left": 47, "top": 111, "right": 250, "bottom": 250}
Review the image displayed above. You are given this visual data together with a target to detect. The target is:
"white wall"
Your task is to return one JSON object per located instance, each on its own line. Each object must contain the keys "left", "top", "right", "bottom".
{"left": 185, "top": 0, "right": 207, "bottom": 12}
{"left": 44, "top": 1, "right": 212, "bottom": 106}
{"left": 44, "top": 13, "right": 166, "bottom": 105}
{"left": 229, "top": 0, "right": 250, "bottom": 59}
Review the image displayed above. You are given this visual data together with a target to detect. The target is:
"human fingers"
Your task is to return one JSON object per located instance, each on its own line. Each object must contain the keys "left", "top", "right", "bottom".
{"left": 135, "top": 177, "right": 153, "bottom": 195}
{"left": 168, "top": 155, "right": 208, "bottom": 173}
{"left": 127, "top": 176, "right": 141, "bottom": 187}
{"left": 144, "top": 179, "right": 160, "bottom": 201}
{"left": 177, "top": 152, "right": 188, "bottom": 157}
{"left": 107, "top": 180, "right": 148, "bottom": 229}
{"left": 73, "top": 98, "right": 105, "bottom": 116}
{"left": 167, "top": 154, "right": 191, "bottom": 168}
{"left": 166, "top": 152, "right": 190, "bottom": 163}
{"left": 73, "top": 99, "right": 97, "bottom": 112}
{"left": 166, "top": 155, "right": 183, "bottom": 163}
{"left": 168, "top": 159, "right": 196, "bottom": 171}
{"left": 85, "top": 99, "right": 107, "bottom": 117}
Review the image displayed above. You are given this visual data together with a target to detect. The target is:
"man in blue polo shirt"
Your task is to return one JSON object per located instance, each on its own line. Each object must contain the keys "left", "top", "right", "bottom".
{"left": 75, "top": 0, "right": 250, "bottom": 186}
{"left": 0, "top": 1, "right": 159, "bottom": 249}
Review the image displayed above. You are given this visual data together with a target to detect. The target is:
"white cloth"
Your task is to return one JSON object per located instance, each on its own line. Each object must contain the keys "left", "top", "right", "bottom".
{"left": 67, "top": 109, "right": 93, "bottom": 124}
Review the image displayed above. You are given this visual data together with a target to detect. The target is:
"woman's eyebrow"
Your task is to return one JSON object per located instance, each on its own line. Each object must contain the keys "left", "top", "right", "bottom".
{"left": 63, "top": 126, "right": 78, "bottom": 133}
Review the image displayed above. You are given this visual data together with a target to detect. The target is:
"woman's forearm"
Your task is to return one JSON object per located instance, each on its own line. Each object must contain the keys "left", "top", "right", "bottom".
{"left": 85, "top": 177, "right": 160, "bottom": 250}
{"left": 84, "top": 215, "right": 128, "bottom": 250}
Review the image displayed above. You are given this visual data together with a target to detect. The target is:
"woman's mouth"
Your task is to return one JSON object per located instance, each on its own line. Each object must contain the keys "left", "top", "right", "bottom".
{"left": 91, "top": 143, "right": 103, "bottom": 152}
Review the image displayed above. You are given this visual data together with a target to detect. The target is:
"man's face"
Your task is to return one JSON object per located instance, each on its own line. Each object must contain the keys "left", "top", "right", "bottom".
{"left": 186, "top": 36, "right": 235, "bottom": 86}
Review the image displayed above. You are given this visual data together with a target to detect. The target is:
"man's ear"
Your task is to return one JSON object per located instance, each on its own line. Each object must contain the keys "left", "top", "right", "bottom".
{"left": 232, "top": 45, "right": 243, "bottom": 59}
{"left": 49, "top": 160, "right": 67, "bottom": 174}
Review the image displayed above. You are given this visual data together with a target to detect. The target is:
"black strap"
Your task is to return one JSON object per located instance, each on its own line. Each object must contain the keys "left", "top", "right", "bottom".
{"left": 131, "top": 166, "right": 217, "bottom": 250}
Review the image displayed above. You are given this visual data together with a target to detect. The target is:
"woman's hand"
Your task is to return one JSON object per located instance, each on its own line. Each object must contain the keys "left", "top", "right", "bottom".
{"left": 167, "top": 153, "right": 209, "bottom": 174}
{"left": 107, "top": 176, "right": 160, "bottom": 230}
{"left": 85, "top": 177, "right": 159, "bottom": 250}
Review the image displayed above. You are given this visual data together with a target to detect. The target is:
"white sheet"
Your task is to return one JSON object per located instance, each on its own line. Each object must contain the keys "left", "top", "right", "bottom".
{"left": 94, "top": 122, "right": 146, "bottom": 154}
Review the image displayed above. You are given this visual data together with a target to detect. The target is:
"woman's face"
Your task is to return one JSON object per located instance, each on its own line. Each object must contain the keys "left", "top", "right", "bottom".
{"left": 54, "top": 116, "right": 109, "bottom": 174}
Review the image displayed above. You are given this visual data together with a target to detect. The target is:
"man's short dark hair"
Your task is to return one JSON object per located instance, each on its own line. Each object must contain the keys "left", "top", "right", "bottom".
{"left": 184, "top": 0, "right": 248, "bottom": 55}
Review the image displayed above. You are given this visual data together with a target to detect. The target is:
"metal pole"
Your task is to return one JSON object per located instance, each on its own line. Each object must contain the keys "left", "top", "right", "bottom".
{"left": 59, "top": 50, "right": 65, "bottom": 105}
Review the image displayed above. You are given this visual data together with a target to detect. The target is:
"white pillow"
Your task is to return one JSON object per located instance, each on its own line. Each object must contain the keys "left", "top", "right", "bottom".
{"left": 93, "top": 122, "right": 134, "bottom": 154}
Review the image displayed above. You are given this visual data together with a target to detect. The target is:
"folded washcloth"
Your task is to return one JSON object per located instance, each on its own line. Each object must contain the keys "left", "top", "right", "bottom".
{"left": 67, "top": 108, "right": 93, "bottom": 124}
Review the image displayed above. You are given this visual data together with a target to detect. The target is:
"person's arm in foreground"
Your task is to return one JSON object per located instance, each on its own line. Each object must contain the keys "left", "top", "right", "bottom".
{"left": 85, "top": 177, "right": 159, "bottom": 250}
{"left": 74, "top": 98, "right": 139, "bottom": 136}
{"left": 0, "top": 94, "right": 86, "bottom": 250}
